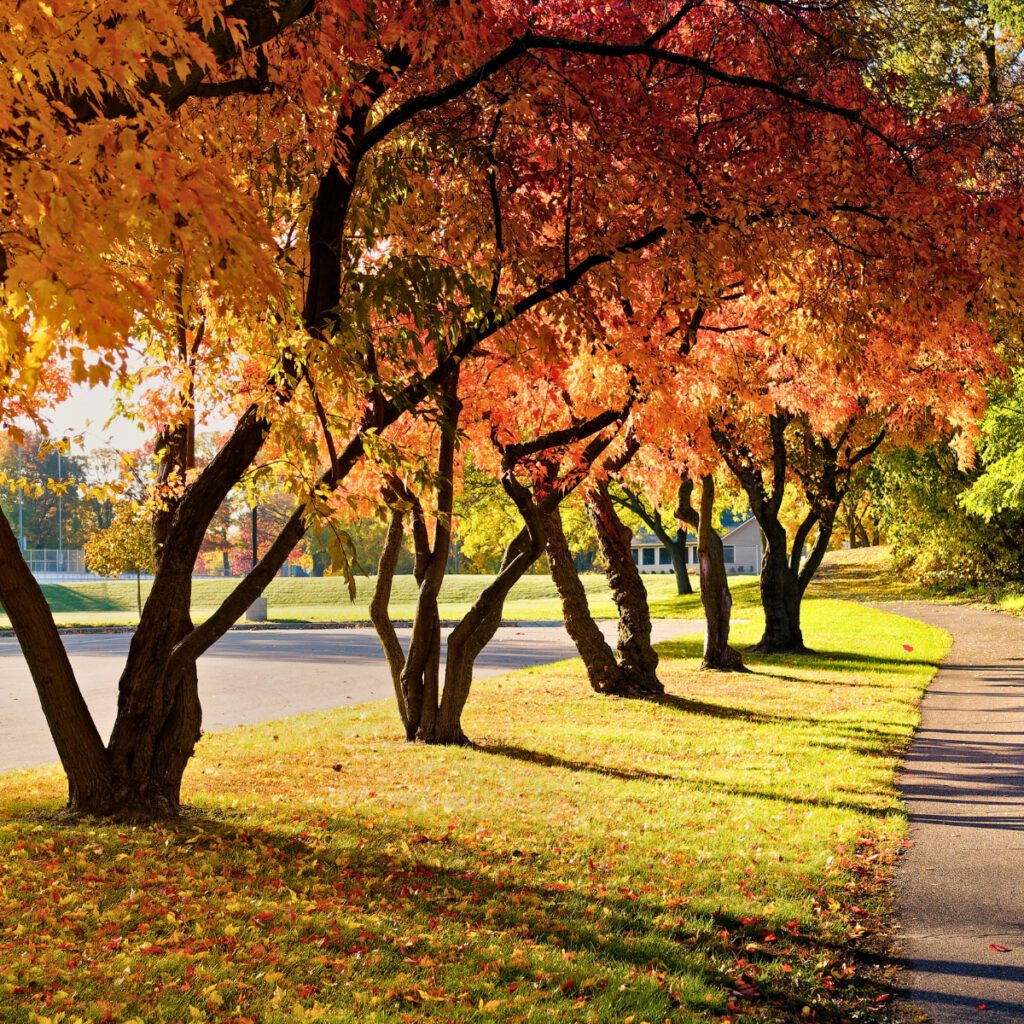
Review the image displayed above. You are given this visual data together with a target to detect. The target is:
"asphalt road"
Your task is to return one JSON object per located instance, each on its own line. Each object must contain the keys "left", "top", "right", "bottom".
{"left": 0, "top": 619, "right": 700, "bottom": 772}
{"left": 878, "top": 602, "right": 1024, "bottom": 1023}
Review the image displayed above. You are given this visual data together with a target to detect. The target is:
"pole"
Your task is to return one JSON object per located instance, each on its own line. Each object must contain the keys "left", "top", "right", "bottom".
{"left": 16, "top": 444, "right": 24, "bottom": 551}
{"left": 57, "top": 448, "right": 63, "bottom": 572}
{"left": 251, "top": 505, "right": 258, "bottom": 570}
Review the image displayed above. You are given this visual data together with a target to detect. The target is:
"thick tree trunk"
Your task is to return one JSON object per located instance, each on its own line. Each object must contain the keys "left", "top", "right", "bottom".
{"left": 694, "top": 478, "right": 744, "bottom": 671}
{"left": 544, "top": 508, "right": 632, "bottom": 694}
{"left": 752, "top": 521, "right": 806, "bottom": 653}
{"left": 585, "top": 484, "right": 663, "bottom": 697}
{"left": 100, "top": 608, "right": 202, "bottom": 818}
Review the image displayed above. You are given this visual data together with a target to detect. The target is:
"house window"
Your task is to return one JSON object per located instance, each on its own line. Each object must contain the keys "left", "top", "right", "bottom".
{"left": 723, "top": 545, "right": 735, "bottom": 564}
{"left": 631, "top": 549, "right": 639, "bottom": 566}
{"left": 658, "top": 548, "right": 672, "bottom": 565}
{"left": 642, "top": 548, "right": 656, "bottom": 566}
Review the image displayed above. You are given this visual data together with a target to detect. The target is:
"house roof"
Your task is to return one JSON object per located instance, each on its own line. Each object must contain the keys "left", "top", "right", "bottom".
{"left": 631, "top": 515, "right": 756, "bottom": 546}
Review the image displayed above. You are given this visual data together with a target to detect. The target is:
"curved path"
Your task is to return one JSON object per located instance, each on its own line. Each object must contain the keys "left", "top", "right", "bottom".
{"left": 878, "top": 602, "right": 1024, "bottom": 1022}
{"left": 0, "top": 619, "right": 700, "bottom": 773}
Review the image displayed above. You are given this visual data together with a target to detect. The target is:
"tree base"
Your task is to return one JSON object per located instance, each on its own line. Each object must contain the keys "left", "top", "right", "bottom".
{"left": 599, "top": 674, "right": 665, "bottom": 699}
{"left": 413, "top": 728, "right": 472, "bottom": 746}
{"left": 66, "top": 787, "right": 183, "bottom": 823}
{"left": 701, "top": 647, "right": 748, "bottom": 672}
{"left": 748, "top": 637, "right": 811, "bottom": 655}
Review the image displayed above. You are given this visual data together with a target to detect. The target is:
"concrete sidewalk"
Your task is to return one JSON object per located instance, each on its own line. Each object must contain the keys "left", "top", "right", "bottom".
{"left": 878, "top": 602, "right": 1024, "bottom": 1023}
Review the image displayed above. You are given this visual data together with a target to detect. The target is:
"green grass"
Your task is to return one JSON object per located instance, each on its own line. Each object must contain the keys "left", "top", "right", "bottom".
{"left": 0, "top": 599, "right": 948, "bottom": 1023}
{"left": 2, "top": 573, "right": 762, "bottom": 629}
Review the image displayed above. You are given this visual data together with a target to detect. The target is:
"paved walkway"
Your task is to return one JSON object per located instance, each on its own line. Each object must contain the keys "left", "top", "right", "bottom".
{"left": 878, "top": 602, "right": 1024, "bottom": 1022}
{"left": 0, "top": 619, "right": 701, "bottom": 772}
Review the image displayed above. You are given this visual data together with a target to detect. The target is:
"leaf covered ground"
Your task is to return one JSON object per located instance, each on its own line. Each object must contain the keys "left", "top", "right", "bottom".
{"left": 0, "top": 600, "right": 947, "bottom": 1024}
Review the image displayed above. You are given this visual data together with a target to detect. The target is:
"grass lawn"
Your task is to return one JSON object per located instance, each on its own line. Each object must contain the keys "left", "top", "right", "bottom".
{"left": 1, "top": 573, "right": 763, "bottom": 630}
{"left": 0, "top": 599, "right": 947, "bottom": 1023}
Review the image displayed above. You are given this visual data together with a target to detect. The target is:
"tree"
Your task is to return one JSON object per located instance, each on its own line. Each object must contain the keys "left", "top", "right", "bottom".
{"left": 610, "top": 484, "right": 692, "bottom": 596}
{"left": 369, "top": 348, "right": 633, "bottom": 743}
{"left": 700, "top": 307, "right": 998, "bottom": 652}
{"left": 676, "top": 474, "right": 746, "bottom": 671}
{"left": 84, "top": 504, "right": 156, "bottom": 614}
{"left": 3, "top": 0, "right": 1015, "bottom": 817}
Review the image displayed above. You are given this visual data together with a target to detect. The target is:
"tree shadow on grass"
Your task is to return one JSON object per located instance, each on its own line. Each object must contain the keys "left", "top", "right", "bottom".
{"left": 4, "top": 802, "right": 896, "bottom": 1023}
{"left": 473, "top": 741, "right": 675, "bottom": 782}
{"left": 653, "top": 693, "right": 789, "bottom": 724}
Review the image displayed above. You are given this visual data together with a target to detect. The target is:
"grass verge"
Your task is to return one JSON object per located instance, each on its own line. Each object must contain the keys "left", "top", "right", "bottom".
{"left": 1, "top": 573, "right": 762, "bottom": 630}
{"left": 0, "top": 600, "right": 946, "bottom": 1023}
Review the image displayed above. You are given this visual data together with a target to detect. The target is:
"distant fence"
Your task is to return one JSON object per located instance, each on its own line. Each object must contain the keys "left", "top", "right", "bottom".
{"left": 22, "top": 549, "right": 87, "bottom": 577}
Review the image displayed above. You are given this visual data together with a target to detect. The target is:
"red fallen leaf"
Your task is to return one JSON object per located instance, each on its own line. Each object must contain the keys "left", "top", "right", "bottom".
{"left": 875, "top": 993, "right": 891, "bottom": 1003}
{"left": 902, "top": 644, "right": 914, "bottom": 652}
{"left": 977, "top": 1004, "right": 988, "bottom": 1011}
{"left": 990, "top": 944, "right": 1012, "bottom": 952}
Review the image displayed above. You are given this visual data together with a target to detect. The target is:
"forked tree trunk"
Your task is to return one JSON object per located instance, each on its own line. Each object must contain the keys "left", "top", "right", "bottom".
{"left": 753, "top": 519, "right": 806, "bottom": 654}
{"left": 544, "top": 508, "right": 634, "bottom": 694}
{"left": 585, "top": 483, "right": 663, "bottom": 697}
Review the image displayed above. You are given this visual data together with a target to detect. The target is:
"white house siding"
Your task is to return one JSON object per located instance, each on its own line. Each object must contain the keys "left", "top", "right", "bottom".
{"left": 630, "top": 517, "right": 762, "bottom": 575}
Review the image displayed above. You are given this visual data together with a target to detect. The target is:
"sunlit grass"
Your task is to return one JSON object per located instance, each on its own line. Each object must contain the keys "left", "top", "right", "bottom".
{"left": 1, "top": 573, "right": 761, "bottom": 629}
{"left": 0, "top": 600, "right": 947, "bottom": 1022}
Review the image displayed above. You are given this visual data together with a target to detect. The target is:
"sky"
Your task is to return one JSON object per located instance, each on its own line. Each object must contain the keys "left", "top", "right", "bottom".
{"left": 44, "top": 383, "right": 147, "bottom": 453}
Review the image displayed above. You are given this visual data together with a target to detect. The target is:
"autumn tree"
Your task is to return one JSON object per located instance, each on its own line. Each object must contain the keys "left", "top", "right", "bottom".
{"left": 2, "top": 0, "right": 1013, "bottom": 816}
{"left": 84, "top": 503, "right": 155, "bottom": 614}
{"left": 698, "top": 310, "right": 999, "bottom": 652}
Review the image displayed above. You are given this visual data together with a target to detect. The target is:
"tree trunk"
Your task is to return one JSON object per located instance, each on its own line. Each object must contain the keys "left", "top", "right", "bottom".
{"left": 752, "top": 520, "right": 806, "bottom": 653}
{"left": 222, "top": 550, "right": 230, "bottom": 576}
{"left": 694, "top": 477, "right": 744, "bottom": 671}
{"left": 544, "top": 508, "right": 632, "bottom": 694}
{"left": 585, "top": 483, "right": 663, "bottom": 697}
{"left": 668, "top": 534, "right": 692, "bottom": 596}
{"left": 100, "top": 608, "right": 202, "bottom": 818}
{"left": 0, "top": 509, "right": 114, "bottom": 812}
{"left": 433, "top": 527, "right": 542, "bottom": 743}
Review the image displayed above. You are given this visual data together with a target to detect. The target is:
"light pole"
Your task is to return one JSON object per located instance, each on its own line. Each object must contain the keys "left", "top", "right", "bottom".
{"left": 16, "top": 444, "right": 24, "bottom": 551}
{"left": 57, "top": 447, "right": 63, "bottom": 572}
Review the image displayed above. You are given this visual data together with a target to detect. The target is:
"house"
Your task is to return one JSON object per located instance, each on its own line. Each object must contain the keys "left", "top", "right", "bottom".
{"left": 629, "top": 515, "right": 762, "bottom": 575}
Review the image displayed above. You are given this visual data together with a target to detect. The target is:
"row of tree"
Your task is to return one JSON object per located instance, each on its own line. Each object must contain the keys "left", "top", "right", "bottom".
{"left": 2, "top": 0, "right": 1024, "bottom": 818}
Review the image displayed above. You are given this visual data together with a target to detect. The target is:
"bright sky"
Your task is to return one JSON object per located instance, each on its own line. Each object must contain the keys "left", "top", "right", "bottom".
{"left": 44, "top": 383, "right": 148, "bottom": 454}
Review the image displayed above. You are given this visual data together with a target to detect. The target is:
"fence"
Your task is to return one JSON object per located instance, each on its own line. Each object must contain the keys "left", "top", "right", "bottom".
{"left": 21, "top": 549, "right": 90, "bottom": 580}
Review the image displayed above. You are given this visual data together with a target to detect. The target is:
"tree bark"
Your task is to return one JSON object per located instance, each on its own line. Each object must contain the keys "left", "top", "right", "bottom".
{"left": 677, "top": 476, "right": 744, "bottom": 670}
{"left": 613, "top": 485, "right": 691, "bottom": 594}
{"left": 585, "top": 483, "right": 663, "bottom": 697}
{"left": 695, "top": 478, "right": 744, "bottom": 670}
{"left": 752, "top": 517, "right": 806, "bottom": 653}
{"left": 432, "top": 526, "right": 543, "bottom": 743}
{"left": 0, "top": 509, "right": 113, "bottom": 811}
{"left": 544, "top": 508, "right": 632, "bottom": 694}
{"left": 369, "top": 504, "right": 411, "bottom": 732}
